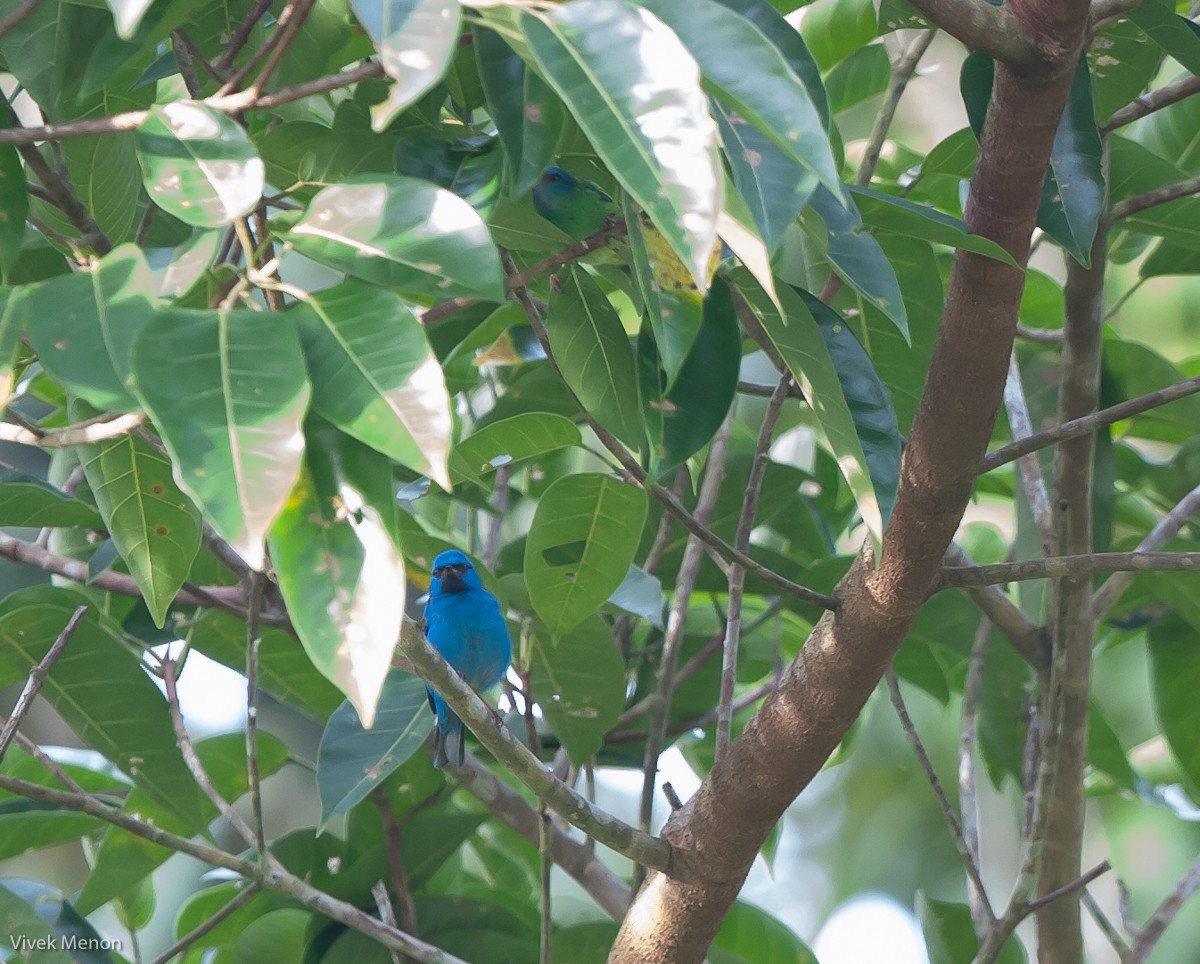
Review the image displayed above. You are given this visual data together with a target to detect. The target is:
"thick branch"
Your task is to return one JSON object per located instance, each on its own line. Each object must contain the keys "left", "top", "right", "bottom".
{"left": 1036, "top": 214, "right": 1108, "bottom": 962}
{"left": 445, "top": 754, "right": 633, "bottom": 920}
{"left": 905, "top": 0, "right": 1031, "bottom": 62}
{"left": 609, "top": 6, "right": 1091, "bottom": 957}
{"left": 396, "top": 618, "right": 671, "bottom": 871}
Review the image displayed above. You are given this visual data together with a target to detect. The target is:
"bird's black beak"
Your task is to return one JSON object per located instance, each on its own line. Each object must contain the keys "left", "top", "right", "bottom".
{"left": 434, "top": 563, "right": 470, "bottom": 593}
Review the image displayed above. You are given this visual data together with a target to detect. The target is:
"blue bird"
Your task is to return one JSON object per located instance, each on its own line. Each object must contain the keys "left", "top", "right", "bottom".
{"left": 423, "top": 549, "right": 512, "bottom": 769}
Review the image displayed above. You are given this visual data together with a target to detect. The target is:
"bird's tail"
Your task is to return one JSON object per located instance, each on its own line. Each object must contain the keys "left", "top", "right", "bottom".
{"left": 434, "top": 711, "right": 465, "bottom": 769}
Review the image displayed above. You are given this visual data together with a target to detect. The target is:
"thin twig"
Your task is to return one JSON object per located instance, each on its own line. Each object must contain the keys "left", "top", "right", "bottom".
{"left": 942, "top": 551, "right": 1200, "bottom": 587}
{"left": 960, "top": 617, "right": 991, "bottom": 936}
{"left": 1026, "top": 860, "right": 1111, "bottom": 914}
{"left": 370, "top": 882, "right": 406, "bottom": 964}
{"left": 886, "top": 670, "right": 995, "bottom": 928}
{"left": 0, "top": 412, "right": 145, "bottom": 449}
{"left": 0, "top": 606, "right": 88, "bottom": 764}
{"left": 245, "top": 572, "right": 267, "bottom": 858}
{"left": 372, "top": 790, "right": 419, "bottom": 939}
{"left": 718, "top": 376, "right": 790, "bottom": 759}
{"left": 857, "top": 30, "right": 938, "bottom": 187}
{"left": 247, "top": 0, "right": 320, "bottom": 98}
{"left": 215, "top": 0, "right": 275, "bottom": 73}
{"left": 539, "top": 806, "right": 553, "bottom": 964}
{"left": 1103, "top": 74, "right": 1200, "bottom": 133}
{"left": 1110, "top": 176, "right": 1200, "bottom": 221}
{"left": 160, "top": 654, "right": 259, "bottom": 849}
{"left": 1093, "top": 483, "right": 1200, "bottom": 617}
{"left": 149, "top": 884, "right": 262, "bottom": 964}
{"left": 1125, "top": 854, "right": 1200, "bottom": 962}
{"left": 607, "top": 679, "right": 777, "bottom": 745}
{"left": 981, "top": 372, "right": 1200, "bottom": 472}
{"left": 1016, "top": 324, "right": 1064, "bottom": 344}
{"left": 637, "top": 418, "right": 732, "bottom": 881}
{"left": 1082, "top": 888, "right": 1129, "bottom": 956}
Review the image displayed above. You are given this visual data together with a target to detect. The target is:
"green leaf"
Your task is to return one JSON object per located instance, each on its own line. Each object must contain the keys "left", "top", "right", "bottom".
{"left": 316, "top": 670, "right": 433, "bottom": 830}
{"left": 960, "top": 55, "right": 1103, "bottom": 266}
{"left": 132, "top": 307, "right": 311, "bottom": 571}
{"left": 268, "top": 463, "right": 405, "bottom": 728}
{"left": 545, "top": 265, "right": 643, "bottom": 449}
{"left": 354, "top": 0, "right": 463, "bottom": 131}
{"left": 1128, "top": 2, "right": 1200, "bottom": 76}
{"left": 798, "top": 288, "right": 901, "bottom": 531}
{"left": 711, "top": 900, "right": 818, "bottom": 964}
{"left": 287, "top": 175, "right": 504, "bottom": 302}
{"left": 475, "top": 28, "right": 565, "bottom": 197}
{"left": 640, "top": 277, "right": 741, "bottom": 480}
{"left": 804, "top": 185, "right": 909, "bottom": 343}
{"left": 19, "top": 244, "right": 155, "bottom": 412}
{"left": 713, "top": 99, "right": 817, "bottom": 255}
{"left": 919, "top": 127, "right": 978, "bottom": 180}
{"left": 920, "top": 893, "right": 1026, "bottom": 964}
{"left": 0, "top": 289, "right": 20, "bottom": 411}
{"left": 708, "top": 0, "right": 830, "bottom": 129}
{"left": 1088, "top": 699, "right": 1136, "bottom": 791}
{"left": 860, "top": 235, "right": 942, "bottom": 435}
{"left": 449, "top": 413, "right": 583, "bottom": 487}
{"left": 606, "top": 564, "right": 664, "bottom": 628}
{"left": 136, "top": 102, "right": 264, "bottom": 228}
{"left": 735, "top": 272, "right": 888, "bottom": 541}
{"left": 291, "top": 281, "right": 452, "bottom": 489}
{"left": 1150, "top": 614, "right": 1200, "bottom": 794}
{"left": 826, "top": 43, "right": 891, "bottom": 116}
{"left": 0, "top": 882, "right": 76, "bottom": 964}
{"left": 798, "top": 0, "right": 876, "bottom": 70}
{"left": 1110, "top": 135, "right": 1200, "bottom": 248}
{"left": 521, "top": 0, "right": 722, "bottom": 289}
{"left": 0, "top": 118, "right": 27, "bottom": 276}
{"left": 525, "top": 473, "right": 648, "bottom": 636}
{"left": 0, "top": 469, "right": 103, "bottom": 528}
{"left": 1088, "top": 19, "right": 1160, "bottom": 126}
{"left": 642, "top": 0, "right": 840, "bottom": 196}
{"left": 530, "top": 615, "right": 624, "bottom": 765}
{"left": 0, "top": 604, "right": 200, "bottom": 827}
{"left": 75, "top": 406, "right": 202, "bottom": 628}
{"left": 258, "top": 120, "right": 397, "bottom": 189}
{"left": 0, "top": 805, "right": 102, "bottom": 863}
{"left": 848, "top": 186, "right": 1019, "bottom": 266}
{"left": 231, "top": 908, "right": 312, "bottom": 964}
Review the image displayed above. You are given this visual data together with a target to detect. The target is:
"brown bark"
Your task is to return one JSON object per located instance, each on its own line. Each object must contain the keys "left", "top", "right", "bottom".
{"left": 607, "top": 3, "right": 1091, "bottom": 960}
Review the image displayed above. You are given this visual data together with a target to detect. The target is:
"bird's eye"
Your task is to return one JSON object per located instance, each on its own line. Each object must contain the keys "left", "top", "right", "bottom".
{"left": 432, "top": 567, "right": 444, "bottom": 577}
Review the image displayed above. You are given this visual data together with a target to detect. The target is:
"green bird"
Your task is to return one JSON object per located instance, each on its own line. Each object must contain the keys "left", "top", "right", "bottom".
{"left": 532, "top": 166, "right": 616, "bottom": 240}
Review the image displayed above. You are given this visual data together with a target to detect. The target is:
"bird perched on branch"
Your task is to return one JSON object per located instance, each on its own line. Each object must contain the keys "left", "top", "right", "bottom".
{"left": 423, "top": 549, "right": 512, "bottom": 769}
